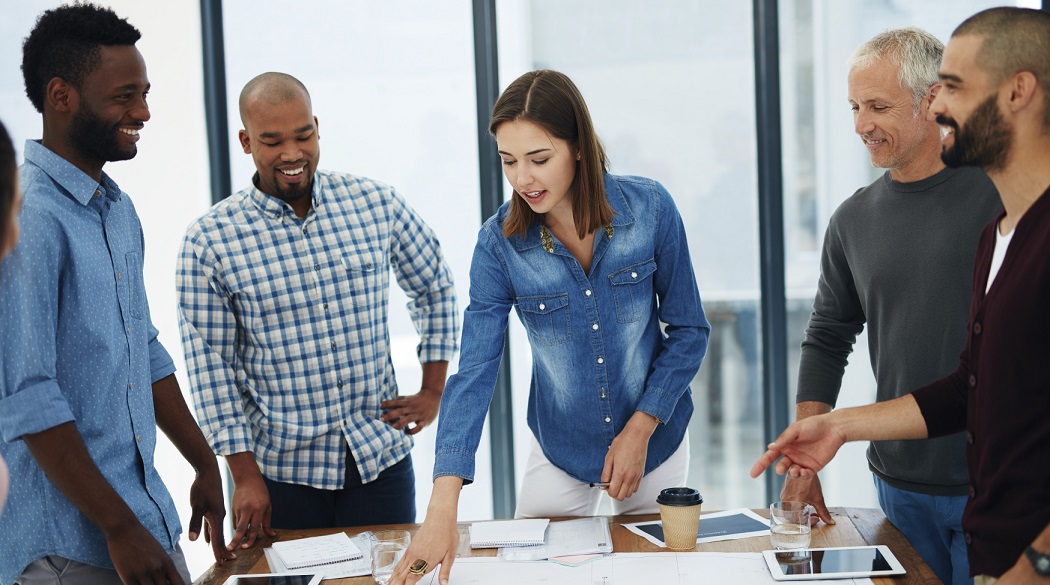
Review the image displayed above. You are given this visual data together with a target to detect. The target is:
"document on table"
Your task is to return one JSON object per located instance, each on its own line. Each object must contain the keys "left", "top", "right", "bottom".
{"left": 265, "top": 532, "right": 374, "bottom": 580}
{"left": 497, "top": 517, "right": 612, "bottom": 561}
{"left": 469, "top": 518, "right": 549, "bottom": 548}
{"left": 416, "top": 553, "right": 875, "bottom": 585}
{"left": 623, "top": 507, "right": 771, "bottom": 547}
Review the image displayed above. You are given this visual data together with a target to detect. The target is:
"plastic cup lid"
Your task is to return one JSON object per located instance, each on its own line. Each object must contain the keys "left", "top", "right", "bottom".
{"left": 656, "top": 487, "right": 702, "bottom": 506}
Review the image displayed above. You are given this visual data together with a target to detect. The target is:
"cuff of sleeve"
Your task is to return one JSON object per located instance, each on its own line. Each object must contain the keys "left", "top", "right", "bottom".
{"left": 433, "top": 447, "right": 476, "bottom": 486}
{"left": 418, "top": 337, "right": 458, "bottom": 363}
{"left": 208, "top": 423, "right": 254, "bottom": 457}
{"left": 148, "top": 340, "right": 177, "bottom": 384}
{"left": 636, "top": 385, "right": 679, "bottom": 424}
{"left": 0, "top": 379, "right": 76, "bottom": 442}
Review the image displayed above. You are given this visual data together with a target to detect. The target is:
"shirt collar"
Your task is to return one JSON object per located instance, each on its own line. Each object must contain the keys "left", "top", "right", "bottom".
{"left": 510, "top": 173, "right": 635, "bottom": 252}
{"left": 23, "top": 139, "right": 122, "bottom": 205}
{"left": 246, "top": 171, "right": 324, "bottom": 220}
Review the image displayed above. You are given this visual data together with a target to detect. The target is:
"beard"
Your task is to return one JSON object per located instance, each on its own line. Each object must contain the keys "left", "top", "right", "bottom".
{"left": 938, "top": 93, "right": 1012, "bottom": 172}
{"left": 68, "top": 102, "right": 137, "bottom": 163}
{"left": 253, "top": 170, "right": 313, "bottom": 205}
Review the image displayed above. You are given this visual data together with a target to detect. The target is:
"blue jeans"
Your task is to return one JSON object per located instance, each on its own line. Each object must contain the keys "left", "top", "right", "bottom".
{"left": 264, "top": 450, "right": 415, "bottom": 529}
{"left": 874, "top": 475, "right": 971, "bottom": 585}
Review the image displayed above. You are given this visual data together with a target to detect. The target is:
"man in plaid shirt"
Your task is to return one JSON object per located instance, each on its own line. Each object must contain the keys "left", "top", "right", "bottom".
{"left": 176, "top": 72, "right": 459, "bottom": 549}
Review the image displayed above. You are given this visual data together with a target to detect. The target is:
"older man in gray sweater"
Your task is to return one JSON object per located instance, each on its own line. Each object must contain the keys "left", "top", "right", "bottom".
{"left": 782, "top": 27, "right": 1000, "bottom": 585}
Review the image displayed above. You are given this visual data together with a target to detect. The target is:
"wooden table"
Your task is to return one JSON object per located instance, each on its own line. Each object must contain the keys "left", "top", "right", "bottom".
{"left": 193, "top": 507, "right": 940, "bottom": 585}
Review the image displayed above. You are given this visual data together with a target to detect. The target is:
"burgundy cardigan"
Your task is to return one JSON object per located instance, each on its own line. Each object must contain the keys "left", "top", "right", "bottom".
{"left": 912, "top": 185, "right": 1050, "bottom": 577}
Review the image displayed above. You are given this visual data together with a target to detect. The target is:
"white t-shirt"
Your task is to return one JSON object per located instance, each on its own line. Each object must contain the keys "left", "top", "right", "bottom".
{"left": 986, "top": 221, "right": 1015, "bottom": 293}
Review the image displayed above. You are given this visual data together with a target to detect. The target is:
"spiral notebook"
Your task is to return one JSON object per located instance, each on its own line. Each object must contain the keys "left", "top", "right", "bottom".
{"left": 271, "top": 532, "right": 363, "bottom": 569}
{"left": 469, "top": 518, "right": 549, "bottom": 548}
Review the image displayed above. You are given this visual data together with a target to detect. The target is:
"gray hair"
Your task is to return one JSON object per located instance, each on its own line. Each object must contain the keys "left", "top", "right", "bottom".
{"left": 848, "top": 27, "right": 943, "bottom": 109}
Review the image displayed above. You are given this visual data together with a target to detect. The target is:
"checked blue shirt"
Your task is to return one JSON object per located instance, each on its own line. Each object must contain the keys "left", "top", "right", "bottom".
{"left": 177, "top": 170, "right": 458, "bottom": 489}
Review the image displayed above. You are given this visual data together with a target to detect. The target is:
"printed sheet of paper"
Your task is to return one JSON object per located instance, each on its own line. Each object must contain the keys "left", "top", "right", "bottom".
{"left": 623, "top": 507, "right": 771, "bottom": 547}
{"left": 416, "top": 553, "right": 875, "bottom": 585}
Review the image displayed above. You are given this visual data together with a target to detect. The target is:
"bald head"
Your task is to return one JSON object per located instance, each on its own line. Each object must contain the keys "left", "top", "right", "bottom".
{"left": 238, "top": 72, "right": 312, "bottom": 127}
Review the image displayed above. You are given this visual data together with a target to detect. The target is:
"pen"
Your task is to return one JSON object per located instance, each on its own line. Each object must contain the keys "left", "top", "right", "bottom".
{"left": 589, "top": 481, "right": 610, "bottom": 488}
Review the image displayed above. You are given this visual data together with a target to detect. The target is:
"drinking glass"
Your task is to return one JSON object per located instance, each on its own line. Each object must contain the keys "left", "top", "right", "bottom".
{"left": 370, "top": 530, "right": 411, "bottom": 585}
{"left": 769, "top": 501, "right": 814, "bottom": 549}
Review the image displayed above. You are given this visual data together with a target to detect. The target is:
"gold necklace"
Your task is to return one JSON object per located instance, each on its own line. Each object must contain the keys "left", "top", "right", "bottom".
{"left": 540, "top": 224, "right": 614, "bottom": 254}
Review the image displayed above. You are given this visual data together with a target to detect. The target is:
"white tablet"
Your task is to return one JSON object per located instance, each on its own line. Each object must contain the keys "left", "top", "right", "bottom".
{"left": 226, "top": 573, "right": 323, "bottom": 585}
{"left": 763, "top": 545, "right": 906, "bottom": 581}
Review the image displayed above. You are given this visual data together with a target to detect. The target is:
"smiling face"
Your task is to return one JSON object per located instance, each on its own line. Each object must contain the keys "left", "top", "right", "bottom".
{"left": 67, "top": 44, "right": 150, "bottom": 169}
{"left": 930, "top": 34, "right": 1013, "bottom": 173}
{"left": 495, "top": 118, "right": 578, "bottom": 224}
{"left": 238, "top": 89, "right": 319, "bottom": 210}
{"left": 847, "top": 58, "right": 939, "bottom": 181}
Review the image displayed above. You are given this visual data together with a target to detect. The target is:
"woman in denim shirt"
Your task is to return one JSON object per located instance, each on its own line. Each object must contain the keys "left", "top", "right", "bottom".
{"left": 392, "top": 70, "right": 710, "bottom": 584}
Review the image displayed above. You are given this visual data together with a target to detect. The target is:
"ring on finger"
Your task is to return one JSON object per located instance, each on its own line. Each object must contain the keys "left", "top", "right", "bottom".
{"left": 408, "top": 558, "right": 428, "bottom": 575}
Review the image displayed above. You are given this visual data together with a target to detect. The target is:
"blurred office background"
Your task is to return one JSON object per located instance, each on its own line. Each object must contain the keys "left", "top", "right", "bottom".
{"left": 0, "top": 0, "right": 1040, "bottom": 577}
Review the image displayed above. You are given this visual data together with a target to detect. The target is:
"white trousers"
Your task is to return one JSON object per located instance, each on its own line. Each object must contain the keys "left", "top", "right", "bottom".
{"left": 515, "top": 432, "right": 690, "bottom": 518}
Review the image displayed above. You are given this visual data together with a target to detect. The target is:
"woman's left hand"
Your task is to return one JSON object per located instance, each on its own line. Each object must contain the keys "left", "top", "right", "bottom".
{"left": 601, "top": 411, "right": 659, "bottom": 501}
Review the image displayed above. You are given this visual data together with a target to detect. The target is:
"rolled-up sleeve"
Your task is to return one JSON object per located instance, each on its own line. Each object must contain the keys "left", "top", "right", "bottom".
{"left": 389, "top": 190, "right": 459, "bottom": 364}
{"left": 176, "top": 228, "right": 254, "bottom": 456}
{"left": 0, "top": 209, "right": 75, "bottom": 441}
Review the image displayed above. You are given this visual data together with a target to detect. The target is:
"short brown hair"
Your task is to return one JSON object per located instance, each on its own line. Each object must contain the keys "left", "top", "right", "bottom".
{"left": 954, "top": 7, "right": 1050, "bottom": 128}
{"left": 489, "top": 70, "right": 613, "bottom": 240}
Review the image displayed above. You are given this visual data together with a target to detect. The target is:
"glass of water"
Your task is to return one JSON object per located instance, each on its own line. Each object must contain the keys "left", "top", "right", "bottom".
{"left": 769, "top": 501, "right": 814, "bottom": 549}
{"left": 370, "top": 529, "right": 411, "bottom": 585}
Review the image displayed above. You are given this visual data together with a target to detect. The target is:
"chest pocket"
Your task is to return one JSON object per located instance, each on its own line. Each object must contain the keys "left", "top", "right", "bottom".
{"left": 517, "top": 294, "right": 571, "bottom": 346}
{"left": 608, "top": 258, "right": 657, "bottom": 323}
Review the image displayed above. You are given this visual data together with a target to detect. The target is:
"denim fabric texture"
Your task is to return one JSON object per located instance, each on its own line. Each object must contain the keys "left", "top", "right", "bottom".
{"left": 434, "top": 174, "right": 709, "bottom": 484}
{"left": 178, "top": 170, "right": 459, "bottom": 489}
{"left": 0, "top": 141, "right": 181, "bottom": 584}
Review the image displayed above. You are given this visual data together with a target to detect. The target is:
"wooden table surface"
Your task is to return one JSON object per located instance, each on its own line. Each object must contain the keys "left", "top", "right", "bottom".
{"left": 193, "top": 507, "right": 940, "bottom": 585}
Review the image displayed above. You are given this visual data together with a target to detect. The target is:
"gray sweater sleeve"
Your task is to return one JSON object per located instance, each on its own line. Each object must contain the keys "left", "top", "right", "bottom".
{"left": 796, "top": 216, "right": 865, "bottom": 407}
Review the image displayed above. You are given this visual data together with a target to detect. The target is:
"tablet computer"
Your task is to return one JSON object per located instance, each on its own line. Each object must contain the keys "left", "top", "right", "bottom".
{"left": 226, "top": 573, "right": 323, "bottom": 585}
{"left": 763, "top": 545, "right": 906, "bottom": 581}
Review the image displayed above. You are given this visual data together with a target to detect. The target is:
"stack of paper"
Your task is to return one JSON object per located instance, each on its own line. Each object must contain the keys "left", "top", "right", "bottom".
{"left": 497, "top": 517, "right": 613, "bottom": 562}
{"left": 265, "top": 532, "right": 373, "bottom": 579}
{"left": 469, "top": 518, "right": 549, "bottom": 548}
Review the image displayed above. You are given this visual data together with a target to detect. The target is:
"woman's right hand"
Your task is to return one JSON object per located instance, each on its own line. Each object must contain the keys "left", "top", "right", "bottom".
{"left": 390, "top": 511, "right": 459, "bottom": 585}
{"left": 390, "top": 476, "right": 464, "bottom": 585}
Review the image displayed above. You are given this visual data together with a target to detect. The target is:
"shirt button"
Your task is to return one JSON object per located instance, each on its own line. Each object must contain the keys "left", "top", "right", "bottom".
{"left": 631, "top": 272, "right": 638, "bottom": 278}
{"left": 969, "top": 484, "right": 976, "bottom": 498}
{"left": 314, "top": 264, "right": 321, "bottom": 271}
{"left": 117, "top": 273, "right": 122, "bottom": 280}
{"left": 592, "top": 323, "right": 599, "bottom": 331}
{"left": 973, "top": 322, "right": 982, "bottom": 335}
{"left": 966, "top": 431, "right": 974, "bottom": 445}
{"left": 964, "top": 532, "right": 972, "bottom": 545}
{"left": 126, "top": 328, "right": 130, "bottom": 335}
{"left": 323, "top": 303, "right": 329, "bottom": 310}
{"left": 331, "top": 342, "right": 337, "bottom": 350}
{"left": 128, "top": 383, "right": 133, "bottom": 389}
{"left": 94, "top": 189, "right": 100, "bottom": 197}
{"left": 303, "top": 227, "right": 308, "bottom": 234}
{"left": 969, "top": 374, "right": 977, "bottom": 387}
{"left": 136, "top": 435, "right": 141, "bottom": 442}
{"left": 585, "top": 290, "right": 592, "bottom": 296}
{"left": 366, "top": 262, "right": 373, "bottom": 269}
{"left": 605, "top": 417, "right": 611, "bottom": 423}
{"left": 337, "top": 381, "right": 344, "bottom": 389}
{"left": 539, "top": 303, "right": 546, "bottom": 311}
{"left": 597, "top": 357, "right": 604, "bottom": 364}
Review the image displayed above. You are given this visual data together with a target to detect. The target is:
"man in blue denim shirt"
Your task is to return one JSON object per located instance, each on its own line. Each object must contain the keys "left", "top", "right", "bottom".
{"left": 0, "top": 6, "right": 230, "bottom": 585}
